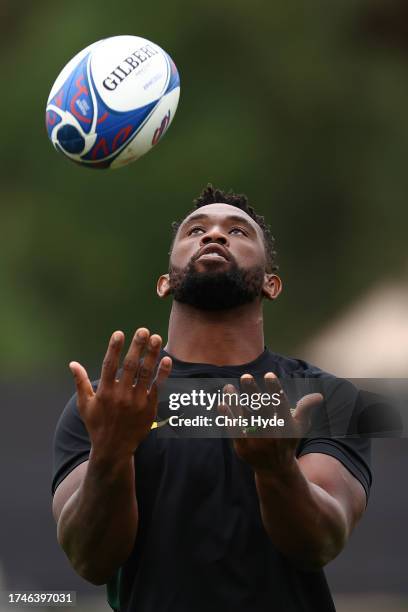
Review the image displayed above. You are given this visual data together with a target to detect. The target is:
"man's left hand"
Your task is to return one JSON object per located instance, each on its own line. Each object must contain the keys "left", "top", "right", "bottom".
{"left": 219, "top": 373, "right": 323, "bottom": 476}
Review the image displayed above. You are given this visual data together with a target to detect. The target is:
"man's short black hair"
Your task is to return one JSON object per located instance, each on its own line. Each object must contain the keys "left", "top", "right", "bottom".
{"left": 170, "top": 184, "right": 278, "bottom": 273}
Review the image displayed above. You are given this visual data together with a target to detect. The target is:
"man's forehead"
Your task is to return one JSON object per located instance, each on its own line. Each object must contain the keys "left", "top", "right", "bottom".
{"left": 181, "top": 203, "right": 260, "bottom": 231}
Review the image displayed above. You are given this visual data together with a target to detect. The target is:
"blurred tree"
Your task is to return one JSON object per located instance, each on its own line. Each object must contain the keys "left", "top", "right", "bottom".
{"left": 358, "top": 0, "right": 408, "bottom": 51}
{"left": 1, "top": 0, "right": 408, "bottom": 374}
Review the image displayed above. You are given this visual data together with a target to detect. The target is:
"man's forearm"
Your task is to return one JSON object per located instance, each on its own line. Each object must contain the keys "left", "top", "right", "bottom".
{"left": 57, "top": 448, "right": 138, "bottom": 585}
{"left": 255, "top": 459, "right": 348, "bottom": 570}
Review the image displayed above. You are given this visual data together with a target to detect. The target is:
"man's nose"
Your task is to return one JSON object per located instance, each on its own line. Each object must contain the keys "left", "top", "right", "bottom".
{"left": 200, "top": 228, "right": 229, "bottom": 246}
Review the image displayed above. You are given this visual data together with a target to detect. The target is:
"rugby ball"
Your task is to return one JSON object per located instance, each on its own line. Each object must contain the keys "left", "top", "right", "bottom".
{"left": 45, "top": 35, "right": 180, "bottom": 169}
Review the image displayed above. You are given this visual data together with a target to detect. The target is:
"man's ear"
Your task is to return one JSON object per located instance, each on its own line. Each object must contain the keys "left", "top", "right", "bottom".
{"left": 262, "top": 274, "right": 282, "bottom": 301}
{"left": 157, "top": 274, "right": 171, "bottom": 298}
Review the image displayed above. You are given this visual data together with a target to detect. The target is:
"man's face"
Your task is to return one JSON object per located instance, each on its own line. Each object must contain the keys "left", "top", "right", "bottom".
{"left": 167, "top": 203, "right": 270, "bottom": 310}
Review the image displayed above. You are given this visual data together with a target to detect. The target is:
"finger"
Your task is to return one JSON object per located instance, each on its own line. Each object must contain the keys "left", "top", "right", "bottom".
{"left": 218, "top": 385, "right": 242, "bottom": 437}
{"left": 134, "top": 333, "right": 163, "bottom": 393}
{"left": 148, "top": 356, "right": 173, "bottom": 408}
{"left": 146, "top": 357, "right": 172, "bottom": 411}
{"left": 69, "top": 361, "right": 94, "bottom": 406}
{"left": 264, "top": 372, "right": 292, "bottom": 421}
{"left": 240, "top": 374, "right": 259, "bottom": 395}
{"left": 99, "top": 331, "right": 125, "bottom": 390}
{"left": 239, "top": 374, "right": 262, "bottom": 419}
{"left": 119, "top": 328, "right": 150, "bottom": 389}
{"left": 221, "top": 383, "right": 244, "bottom": 418}
{"left": 154, "top": 356, "right": 173, "bottom": 388}
{"left": 292, "top": 393, "right": 323, "bottom": 430}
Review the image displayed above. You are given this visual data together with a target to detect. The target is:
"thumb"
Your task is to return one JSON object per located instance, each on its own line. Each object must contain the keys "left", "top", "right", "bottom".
{"left": 292, "top": 393, "right": 323, "bottom": 430}
{"left": 69, "top": 361, "right": 94, "bottom": 405}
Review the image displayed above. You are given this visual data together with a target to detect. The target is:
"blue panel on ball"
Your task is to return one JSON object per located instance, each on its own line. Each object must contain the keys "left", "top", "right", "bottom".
{"left": 164, "top": 54, "right": 180, "bottom": 95}
{"left": 65, "top": 54, "right": 96, "bottom": 135}
{"left": 57, "top": 125, "right": 85, "bottom": 154}
{"left": 45, "top": 110, "right": 62, "bottom": 138}
{"left": 46, "top": 52, "right": 95, "bottom": 138}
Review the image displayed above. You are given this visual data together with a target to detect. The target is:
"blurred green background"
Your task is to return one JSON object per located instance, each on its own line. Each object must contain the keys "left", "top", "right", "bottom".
{"left": 2, "top": 0, "right": 408, "bottom": 375}
{"left": 0, "top": 2, "right": 407, "bottom": 611}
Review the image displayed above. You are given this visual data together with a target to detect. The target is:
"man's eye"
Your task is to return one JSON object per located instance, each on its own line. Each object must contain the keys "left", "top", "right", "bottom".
{"left": 230, "top": 227, "right": 246, "bottom": 235}
{"left": 188, "top": 227, "right": 205, "bottom": 235}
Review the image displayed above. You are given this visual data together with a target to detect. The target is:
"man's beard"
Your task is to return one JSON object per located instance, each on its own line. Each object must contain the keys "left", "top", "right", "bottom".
{"left": 169, "top": 258, "right": 265, "bottom": 311}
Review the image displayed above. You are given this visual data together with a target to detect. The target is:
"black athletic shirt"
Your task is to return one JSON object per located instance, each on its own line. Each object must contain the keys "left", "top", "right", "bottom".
{"left": 52, "top": 348, "right": 372, "bottom": 612}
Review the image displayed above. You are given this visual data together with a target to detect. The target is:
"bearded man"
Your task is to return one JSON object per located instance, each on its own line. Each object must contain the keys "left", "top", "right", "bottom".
{"left": 52, "top": 185, "right": 371, "bottom": 612}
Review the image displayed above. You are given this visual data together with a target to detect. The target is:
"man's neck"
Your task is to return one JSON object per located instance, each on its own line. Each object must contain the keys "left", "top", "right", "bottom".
{"left": 164, "top": 300, "right": 265, "bottom": 366}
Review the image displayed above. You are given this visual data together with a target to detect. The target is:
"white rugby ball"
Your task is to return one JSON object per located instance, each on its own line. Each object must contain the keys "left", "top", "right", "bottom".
{"left": 45, "top": 35, "right": 180, "bottom": 169}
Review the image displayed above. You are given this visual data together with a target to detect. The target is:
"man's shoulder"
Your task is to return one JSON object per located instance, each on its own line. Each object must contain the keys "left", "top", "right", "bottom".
{"left": 263, "top": 348, "right": 331, "bottom": 379}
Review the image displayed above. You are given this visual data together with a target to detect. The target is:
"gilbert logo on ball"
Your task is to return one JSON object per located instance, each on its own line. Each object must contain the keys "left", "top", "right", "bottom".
{"left": 45, "top": 35, "right": 180, "bottom": 169}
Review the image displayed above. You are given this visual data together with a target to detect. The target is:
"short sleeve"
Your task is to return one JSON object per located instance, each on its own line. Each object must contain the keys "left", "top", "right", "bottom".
{"left": 295, "top": 377, "right": 373, "bottom": 502}
{"left": 51, "top": 389, "right": 92, "bottom": 496}
{"left": 296, "top": 436, "right": 372, "bottom": 501}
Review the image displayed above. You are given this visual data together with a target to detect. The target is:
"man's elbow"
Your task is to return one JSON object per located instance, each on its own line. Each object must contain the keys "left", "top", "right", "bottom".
{"left": 289, "top": 535, "right": 348, "bottom": 572}
{"left": 59, "top": 536, "right": 115, "bottom": 584}
{"left": 74, "top": 562, "right": 114, "bottom": 586}
{"left": 292, "top": 550, "right": 338, "bottom": 572}
{"left": 57, "top": 530, "right": 116, "bottom": 586}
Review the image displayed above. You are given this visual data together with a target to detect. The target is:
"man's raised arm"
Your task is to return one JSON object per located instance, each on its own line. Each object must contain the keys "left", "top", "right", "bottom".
{"left": 222, "top": 373, "right": 367, "bottom": 571}
{"left": 52, "top": 329, "right": 172, "bottom": 585}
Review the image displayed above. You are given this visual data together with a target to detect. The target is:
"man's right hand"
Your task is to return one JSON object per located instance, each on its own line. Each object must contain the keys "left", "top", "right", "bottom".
{"left": 69, "top": 328, "right": 172, "bottom": 459}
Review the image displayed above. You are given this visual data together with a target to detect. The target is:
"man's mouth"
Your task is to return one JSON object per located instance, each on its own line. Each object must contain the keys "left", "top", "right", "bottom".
{"left": 197, "top": 252, "right": 228, "bottom": 261}
{"left": 195, "top": 245, "right": 230, "bottom": 262}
